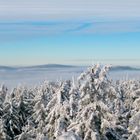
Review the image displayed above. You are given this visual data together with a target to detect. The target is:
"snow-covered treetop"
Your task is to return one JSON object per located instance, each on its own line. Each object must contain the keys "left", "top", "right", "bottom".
{"left": 0, "top": 64, "right": 140, "bottom": 140}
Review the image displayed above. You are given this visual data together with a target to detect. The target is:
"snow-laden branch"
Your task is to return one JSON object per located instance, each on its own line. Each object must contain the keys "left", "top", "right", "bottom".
{"left": 0, "top": 65, "right": 140, "bottom": 140}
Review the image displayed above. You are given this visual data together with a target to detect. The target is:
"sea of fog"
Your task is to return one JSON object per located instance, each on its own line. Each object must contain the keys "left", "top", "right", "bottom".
{"left": 0, "top": 66, "right": 140, "bottom": 90}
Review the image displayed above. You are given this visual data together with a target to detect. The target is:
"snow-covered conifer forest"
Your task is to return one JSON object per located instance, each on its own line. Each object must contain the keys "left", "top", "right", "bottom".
{"left": 0, "top": 65, "right": 140, "bottom": 140}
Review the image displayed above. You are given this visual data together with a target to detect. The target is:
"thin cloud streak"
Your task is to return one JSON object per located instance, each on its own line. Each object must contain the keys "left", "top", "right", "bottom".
{"left": 0, "top": 0, "right": 140, "bottom": 41}
{"left": 0, "top": 20, "right": 140, "bottom": 41}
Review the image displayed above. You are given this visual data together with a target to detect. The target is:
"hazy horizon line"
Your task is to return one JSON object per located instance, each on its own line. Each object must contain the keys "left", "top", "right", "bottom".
{"left": 0, "top": 62, "right": 140, "bottom": 67}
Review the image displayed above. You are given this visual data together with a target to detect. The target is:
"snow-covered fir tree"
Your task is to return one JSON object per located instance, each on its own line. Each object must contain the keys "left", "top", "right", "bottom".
{"left": 0, "top": 65, "right": 140, "bottom": 139}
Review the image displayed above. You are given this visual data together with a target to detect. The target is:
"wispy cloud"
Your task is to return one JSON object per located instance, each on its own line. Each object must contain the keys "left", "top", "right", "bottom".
{"left": 65, "top": 23, "right": 93, "bottom": 32}
{"left": 0, "top": 0, "right": 140, "bottom": 41}
{"left": 0, "top": 19, "right": 140, "bottom": 42}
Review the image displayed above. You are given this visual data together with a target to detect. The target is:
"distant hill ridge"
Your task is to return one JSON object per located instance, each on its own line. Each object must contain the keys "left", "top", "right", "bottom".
{"left": 0, "top": 66, "right": 16, "bottom": 70}
{"left": 25, "top": 64, "right": 75, "bottom": 68}
{"left": 0, "top": 64, "right": 75, "bottom": 70}
{"left": 0, "top": 64, "right": 140, "bottom": 71}
{"left": 110, "top": 66, "right": 140, "bottom": 71}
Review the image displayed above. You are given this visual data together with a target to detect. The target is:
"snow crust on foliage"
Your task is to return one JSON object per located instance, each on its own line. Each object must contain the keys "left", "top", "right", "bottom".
{"left": 0, "top": 65, "right": 140, "bottom": 140}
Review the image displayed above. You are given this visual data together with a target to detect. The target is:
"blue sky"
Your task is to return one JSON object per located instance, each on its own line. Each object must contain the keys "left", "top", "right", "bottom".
{"left": 0, "top": 0, "right": 140, "bottom": 66}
